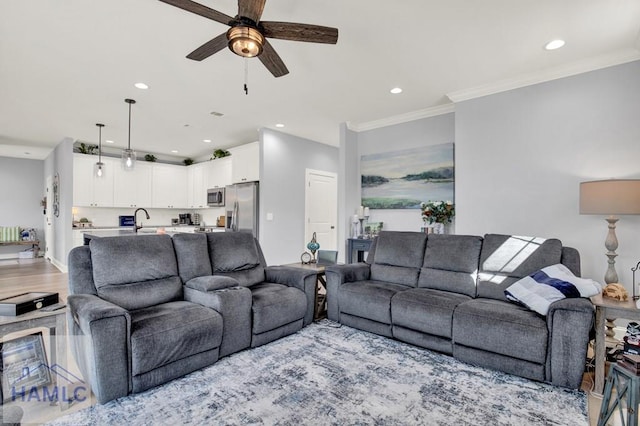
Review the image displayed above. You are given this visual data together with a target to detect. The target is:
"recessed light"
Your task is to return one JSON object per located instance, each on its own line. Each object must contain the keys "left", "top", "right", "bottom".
{"left": 544, "top": 39, "right": 565, "bottom": 50}
{"left": 390, "top": 87, "right": 403, "bottom": 94}
{"left": 105, "top": 140, "right": 114, "bottom": 144}
{"left": 203, "top": 139, "right": 212, "bottom": 143}
{"left": 171, "top": 150, "right": 178, "bottom": 153}
{"left": 275, "top": 123, "right": 285, "bottom": 128}
{"left": 134, "top": 82, "right": 149, "bottom": 89}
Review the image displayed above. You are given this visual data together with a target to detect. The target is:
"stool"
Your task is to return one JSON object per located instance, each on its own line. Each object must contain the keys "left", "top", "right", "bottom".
{"left": 598, "top": 363, "right": 640, "bottom": 426}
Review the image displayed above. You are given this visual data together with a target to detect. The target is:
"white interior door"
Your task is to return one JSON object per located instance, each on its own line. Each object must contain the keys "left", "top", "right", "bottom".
{"left": 305, "top": 169, "right": 338, "bottom": 251}
{"left": 45, "top": 175, "right": 53, "bottom": 260}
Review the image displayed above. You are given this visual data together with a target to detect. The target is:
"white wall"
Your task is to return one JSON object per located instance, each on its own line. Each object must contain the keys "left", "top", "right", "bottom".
{"left": 0, "top": 157, "right": 44, "bottom": 259}
{"left": 455, "top": 60, "right": 640, "bottom": 288}
{"left": 44, "top": 138, "right": 74, "bottom": 271}
{"left": 260, "top": 129, "right": 339, "bottom": 265}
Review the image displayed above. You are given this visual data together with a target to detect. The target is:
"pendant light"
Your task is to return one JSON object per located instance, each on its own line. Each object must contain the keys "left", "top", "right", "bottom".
{"left": 94, "top": 123, "right": 105, "bottom": 178}
{"left": 121, "top": 98, "right": 136, "bottom": 171}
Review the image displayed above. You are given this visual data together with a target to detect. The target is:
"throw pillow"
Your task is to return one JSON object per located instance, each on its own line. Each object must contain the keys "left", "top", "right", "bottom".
{"left": 504, "top": 264, "right": 602, "bottom": 315}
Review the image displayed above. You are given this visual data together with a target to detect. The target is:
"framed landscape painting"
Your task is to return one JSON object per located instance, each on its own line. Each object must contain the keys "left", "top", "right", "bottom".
{"left": 361, "top": 143, "right": 454, "bottom": 209}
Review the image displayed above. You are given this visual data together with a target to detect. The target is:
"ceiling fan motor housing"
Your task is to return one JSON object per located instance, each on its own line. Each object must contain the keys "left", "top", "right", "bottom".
{"left": 227, "top": 18, "right": 264, "bottom": 58}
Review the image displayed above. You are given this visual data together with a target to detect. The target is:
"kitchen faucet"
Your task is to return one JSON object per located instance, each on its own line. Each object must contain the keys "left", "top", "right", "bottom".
{"left": 134, "top": 208, "right": 150, "bottom": 233}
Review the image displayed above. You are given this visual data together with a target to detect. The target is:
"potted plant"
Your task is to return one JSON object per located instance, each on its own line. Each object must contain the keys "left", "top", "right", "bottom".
{"left": 183, "top": 158, "right": 194, "bottom": 166}
{"left": 144, "top": 154, "right": 157, "bottom": 162}
{"left": 420, "top": 200, "right": 455, "bottom": 234}
{"left": 211, "top": 149, "right": 230, "bottom": 159}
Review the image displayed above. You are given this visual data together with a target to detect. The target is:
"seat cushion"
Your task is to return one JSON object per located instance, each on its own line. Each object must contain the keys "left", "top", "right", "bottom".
{"left": 392, "top": 288, "right": 471, "bottom": 339}
{"left": 453, "top": 299, "right": 548, "bottom": 364}
{"left": 130, "top": 301, "right": 223, "bottom": 376}
{"left": 250, "top": 283, "right": 307, "bottom": 334}
{"left": 339, "top": 280, "right": 409, "bottom": 324}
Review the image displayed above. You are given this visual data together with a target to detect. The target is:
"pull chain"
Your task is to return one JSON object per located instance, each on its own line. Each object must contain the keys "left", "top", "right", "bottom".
{"left": 244, "top": 58, "right": 249, "bottom": 95}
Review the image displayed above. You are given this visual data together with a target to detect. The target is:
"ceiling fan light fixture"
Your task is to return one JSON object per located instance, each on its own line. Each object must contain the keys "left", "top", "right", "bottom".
{"left": 227, "top": 26, "right": 264, "bottom": 58}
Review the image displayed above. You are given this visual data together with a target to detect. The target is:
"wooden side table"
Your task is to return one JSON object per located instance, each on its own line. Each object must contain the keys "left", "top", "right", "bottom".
{"left": 591, "top": 294, "right": 640, "bottom": 396}
{"left": 283, "top": 263, "right": 327, "bottom": 320}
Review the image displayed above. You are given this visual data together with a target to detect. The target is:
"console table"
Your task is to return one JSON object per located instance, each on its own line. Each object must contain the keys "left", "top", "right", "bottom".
{"left": 591, "top": 294, "right": 640, "bottom": 396}
{"left": 347, "top": 238, "right": 373, "bottom": 263}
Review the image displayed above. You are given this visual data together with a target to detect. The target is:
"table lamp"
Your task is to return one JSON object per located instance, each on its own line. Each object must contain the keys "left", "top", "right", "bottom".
{"left": 579, "top": 179, "right": 640, "bottom": 287}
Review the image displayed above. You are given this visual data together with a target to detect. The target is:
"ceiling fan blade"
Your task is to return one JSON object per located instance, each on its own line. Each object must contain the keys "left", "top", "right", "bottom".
{"left": 158, "top": 0, "right": 233, "bottom": 26}
{"left": 261, "top": 21, "right": 338, "bottom": 44}
{"left": 238, "top": 0, "right": 266, "bottom": 23}
{"left": 186, "top": 33, "right": 229, "bottom": 61}
{"left": 259, "top": 40, "right": 289, "bottom": 78}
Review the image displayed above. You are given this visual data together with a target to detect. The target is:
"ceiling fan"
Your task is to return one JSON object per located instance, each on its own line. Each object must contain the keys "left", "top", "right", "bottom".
{"left": 159, "top": 0, "right": 339, "bottom": 78}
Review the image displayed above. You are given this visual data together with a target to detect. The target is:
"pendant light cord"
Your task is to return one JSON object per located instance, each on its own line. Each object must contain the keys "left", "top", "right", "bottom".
{"left": 127, "top": 102, "right": 132, "bottom": 150}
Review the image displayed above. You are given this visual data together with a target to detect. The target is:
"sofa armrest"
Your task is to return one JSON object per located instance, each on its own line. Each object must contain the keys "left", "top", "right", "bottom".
{"left": 325, "top": 263, "right": 371, "bottom": 321}
{"left": 184, "top": 286, "right": 252, "bottom": 357}
{"left": 67, "top": 294, "right": 131, "bottom": 404}
{"left": 545, "top": 297, "right": 594, "bottom": 388}
{"left": 185, "top": 275, "right": 240, "bottom": 292}
{"left": 265, "top": 266, "right": 318, "bottom": 326}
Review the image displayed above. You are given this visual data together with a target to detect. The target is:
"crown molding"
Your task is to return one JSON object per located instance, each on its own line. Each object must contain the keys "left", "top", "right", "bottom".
{"left": 447, "top": 49, "right": 640, "bottom": 103}
{"left": 347, "top": 104, "right": 455, "bottom": 133}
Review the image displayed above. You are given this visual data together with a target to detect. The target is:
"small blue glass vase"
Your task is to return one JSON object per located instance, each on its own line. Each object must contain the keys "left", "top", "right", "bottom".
{"left": 307, "top": 232, "right": 320, "bottom": 263}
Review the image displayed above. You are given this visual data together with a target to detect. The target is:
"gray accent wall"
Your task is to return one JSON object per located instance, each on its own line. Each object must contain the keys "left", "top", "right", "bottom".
{"left": 260, "top": 129, "right": 339, "bottom": 265}
{"left": 343, "top": 113, "right": 455, "bottom": 234}
{"left": 455, "top": 60, "right": 640, "bottom": 285}
{"left": 340, "top": 60, "right": 640, "bottom": 286}
{"left": 0, "top": 157, "right": 45, "bottom": 259}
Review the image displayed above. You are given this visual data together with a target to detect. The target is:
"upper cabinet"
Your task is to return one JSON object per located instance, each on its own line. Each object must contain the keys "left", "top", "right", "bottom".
{"left": 151, "top": 163, "right": 188, "bottom": 208}
{"left": 73, "top": 154, "right": 115, "bottom": 207}
{"left": 207, "top": 157, "right": 232, "bottom": 189}
{"left": 113, "top": 162, "right": 152, "bottom": 208}
{"left": 187, "top": 162, "right": 207, "bottom": 209}
{"left": 231, "top": 142, "right": 259, "bottom": 183}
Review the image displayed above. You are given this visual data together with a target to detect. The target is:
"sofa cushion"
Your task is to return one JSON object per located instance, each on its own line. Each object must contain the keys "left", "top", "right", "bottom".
{"left": 250, "top": 283, "right": 307, "bottom": 334}
{"left": 339, "top": 280, "right": 409, "bottom": 324}
{"left": 392, "top": 288, "right": 471, "bottom": 339}
{"left": 172, "top": 233, "right": 213, "bottom": 283}
{"left": 453, "top": 299, "right": 548, "bottom": 364}
{"left": 207, "top": 232, "right": 265, "bottom": 286}
{"left": 504, "top": 263, "right": 602, "bottom": 315}
{"left": 90, "top": 235, "right": 182, "bottom": 310}
{"left": 130, "top": 301, "right": 223, "bottom": 376}
{"left": 477, "top": 234, "right": 563, "bottom": 301}
{"left": 418, "top": 234, "right": 483, "bottom": 297}
{"left": 369, "top": 231, "right": 428, "bottom": 287}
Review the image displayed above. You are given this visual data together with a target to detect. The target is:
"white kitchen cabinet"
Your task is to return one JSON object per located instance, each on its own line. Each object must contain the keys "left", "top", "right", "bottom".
{"left": 187, "top": 163, "right": 208, "bottom": 209}
{"left": 231, "top": 142, "right": 259, "bottom": 183}
{"left": 207, "top": 157, "right": 232, "bottom": 189}
{"left": 113, "top": 162, "right": 152, "bottom": 208}
{"left": 73, "top": 154, "right": 115, "bottom": 207}
{"left": 151, "top": 163, "right": 188, "bottom": 208}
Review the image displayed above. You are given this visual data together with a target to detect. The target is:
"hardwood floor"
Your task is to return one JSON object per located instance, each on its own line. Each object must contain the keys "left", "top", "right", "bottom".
{"left": 0, "top": 258, "right": 605, "bottom": 424}
{"left": 0, "top": 258, "right": 68, "bottom": 301}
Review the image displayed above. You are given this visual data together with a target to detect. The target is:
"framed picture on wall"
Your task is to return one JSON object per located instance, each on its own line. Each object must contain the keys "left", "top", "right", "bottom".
{"left": 360, "top": 143, "right": 454, "bottom": 209}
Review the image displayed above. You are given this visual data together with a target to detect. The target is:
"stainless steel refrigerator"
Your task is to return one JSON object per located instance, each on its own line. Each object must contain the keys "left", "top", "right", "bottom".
{"left": 225, "top": 182, "right": 259, "bottom": 238}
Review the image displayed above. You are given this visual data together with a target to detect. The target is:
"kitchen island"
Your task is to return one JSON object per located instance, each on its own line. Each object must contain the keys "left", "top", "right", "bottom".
{"left": 82, "top": 226, "right": 225, "bottom": 244}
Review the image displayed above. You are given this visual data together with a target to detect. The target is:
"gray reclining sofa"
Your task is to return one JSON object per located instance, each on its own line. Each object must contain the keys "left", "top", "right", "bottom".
{"left": 67, "top": 232, "right": 317, "bottom": 403}
{"left": 326, "top": 231, "right": 594, "bottom": 389}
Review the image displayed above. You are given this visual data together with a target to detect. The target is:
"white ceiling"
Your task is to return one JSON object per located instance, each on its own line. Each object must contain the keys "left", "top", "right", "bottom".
{"left": 1, "top": 0, "right": 639, "bottom": 160}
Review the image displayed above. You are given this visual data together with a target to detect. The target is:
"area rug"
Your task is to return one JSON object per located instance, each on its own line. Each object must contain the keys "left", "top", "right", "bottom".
{"left": 48, "top": 321, "right": 587, "bottom": 425}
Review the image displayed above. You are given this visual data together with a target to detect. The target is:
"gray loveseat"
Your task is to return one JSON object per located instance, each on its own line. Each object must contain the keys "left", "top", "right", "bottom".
{"left": 67, "top": 232, "right": 317, "bottom": 403}
{"left": 326, "top": 231, "right": 594, "bottom": 389}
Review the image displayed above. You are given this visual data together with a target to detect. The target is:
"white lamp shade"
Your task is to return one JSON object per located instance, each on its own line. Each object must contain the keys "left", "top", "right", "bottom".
{"left": 580, "top": 179, "right": 640, "bottom": 215}
{"left": 122, "top": 149, "right": 136, "bottom": 171}
{"left": 94, "top": 161, "right": 105, "bottom": 178}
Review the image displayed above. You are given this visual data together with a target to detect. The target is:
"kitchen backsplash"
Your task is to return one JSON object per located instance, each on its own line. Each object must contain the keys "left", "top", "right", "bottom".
{"left": 73, "top": 207, "right": 226, "bottom": 228}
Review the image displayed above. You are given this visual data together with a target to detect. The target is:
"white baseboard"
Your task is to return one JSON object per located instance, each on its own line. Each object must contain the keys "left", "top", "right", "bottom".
{"left": 50, "top": 257, "right": 68, "bottom": 273}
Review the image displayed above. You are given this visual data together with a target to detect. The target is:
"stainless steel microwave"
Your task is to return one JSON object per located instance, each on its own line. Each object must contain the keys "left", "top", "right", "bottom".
{"left": 207, "top": 188, "right": 225, "bottom": 207}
